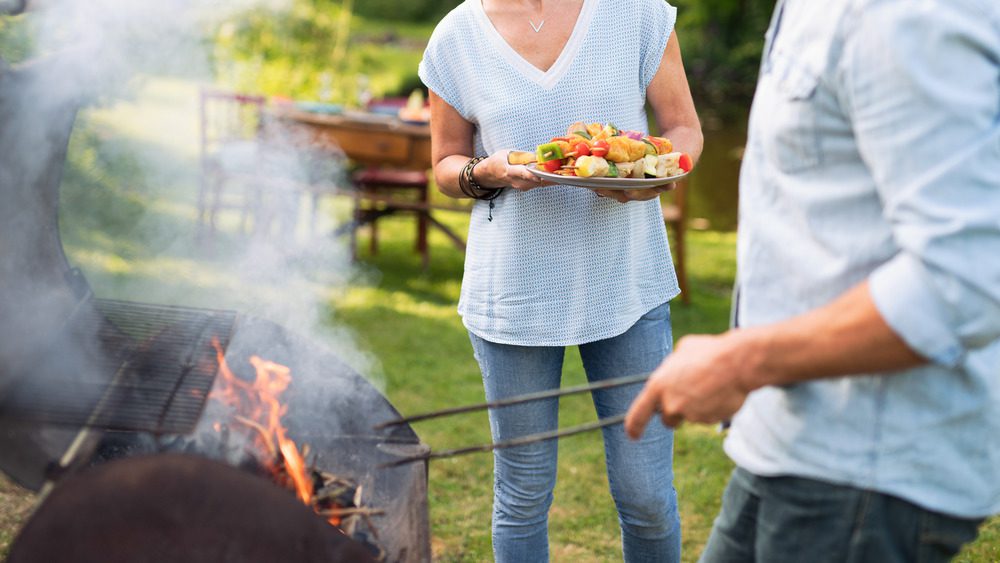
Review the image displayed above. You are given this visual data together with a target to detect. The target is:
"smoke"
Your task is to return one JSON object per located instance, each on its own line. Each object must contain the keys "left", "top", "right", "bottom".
{"left": 0, "top": 0, "right": 381, "bottom": 417}
{"left": 111, "top": 0, "right": 367, "bottom": 359}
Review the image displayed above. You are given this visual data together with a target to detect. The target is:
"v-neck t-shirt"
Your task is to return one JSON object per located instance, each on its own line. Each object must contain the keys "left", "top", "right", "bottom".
{"left": 419, "top": 0, "right": 680, "bottom": 346}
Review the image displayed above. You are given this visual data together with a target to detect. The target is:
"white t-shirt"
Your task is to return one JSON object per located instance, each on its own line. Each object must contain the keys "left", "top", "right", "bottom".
{"left": 419, "top": 0, "right": 680, "bottom": 346}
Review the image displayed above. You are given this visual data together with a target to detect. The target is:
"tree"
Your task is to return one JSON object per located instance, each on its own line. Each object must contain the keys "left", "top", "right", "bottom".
{"left": 673, "top": 0, "right": 777, "bottom": 123}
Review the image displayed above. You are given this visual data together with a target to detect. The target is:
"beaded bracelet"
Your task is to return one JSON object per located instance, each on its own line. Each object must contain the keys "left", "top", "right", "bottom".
{"left": 459, "top": 156, "right": 503, "bottom": 221}
{"left": 459, "top": 156, "right": 501, "bottom": 199}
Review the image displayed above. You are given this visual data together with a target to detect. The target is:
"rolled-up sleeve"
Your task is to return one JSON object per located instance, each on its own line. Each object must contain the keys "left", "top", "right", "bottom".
{"left": 840, "top": 0, "right": 1000, "bottom": 366}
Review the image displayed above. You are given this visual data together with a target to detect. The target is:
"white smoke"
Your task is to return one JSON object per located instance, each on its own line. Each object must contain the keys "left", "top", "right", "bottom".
{"left": 4, "top": 0, "right": 380, "bottom": 385}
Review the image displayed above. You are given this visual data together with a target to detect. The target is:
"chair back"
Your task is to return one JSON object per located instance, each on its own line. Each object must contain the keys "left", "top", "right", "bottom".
{"left": 661, "top": 178, "right": 689, "bottom": 303}
{"left": 199, "top": 89, "right": 267, "bottom": 164}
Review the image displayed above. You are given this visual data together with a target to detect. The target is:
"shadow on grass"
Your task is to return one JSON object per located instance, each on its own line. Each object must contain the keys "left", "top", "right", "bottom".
{"left": 347, "top": 219, "right": 468, "bottom": 307}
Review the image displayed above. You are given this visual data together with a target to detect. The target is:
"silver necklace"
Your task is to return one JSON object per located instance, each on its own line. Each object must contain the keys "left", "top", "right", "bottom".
{"left": 528, "top": 1, "right": 554, "bottom": 33}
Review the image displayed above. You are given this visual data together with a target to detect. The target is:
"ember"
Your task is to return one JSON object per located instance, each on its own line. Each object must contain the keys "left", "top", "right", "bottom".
{"left": 209, "top": 340, "right": 384, "bottom": 557}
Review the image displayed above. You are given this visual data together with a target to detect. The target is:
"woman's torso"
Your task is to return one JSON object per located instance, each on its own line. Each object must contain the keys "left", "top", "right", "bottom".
{"left": 419, "top": 0, "right": 680, "bottom": 346}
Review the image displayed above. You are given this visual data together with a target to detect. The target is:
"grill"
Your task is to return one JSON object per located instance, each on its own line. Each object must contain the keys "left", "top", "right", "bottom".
{"left": 1, "top": 297, "right": 236, "bottom": 434}
{"left": 0, "top": 26, "right": 430, "bottom": 563}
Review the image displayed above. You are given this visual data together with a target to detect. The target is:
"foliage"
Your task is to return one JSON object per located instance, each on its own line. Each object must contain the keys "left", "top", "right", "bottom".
{"left": 352, "top": 0, "right": 461, "bottom": 23}
{"left": 3, "top": 0, "right": 776, "bottom": 125}
{"left": 672, "top": 0, "right": 777, "bottom": 123}
{"left": 211, "top": 0, "right": 434, "bottom": 103}
{"left": 58, "top": 119, "right": 151, "bottom": 257}
{"left": 210, "top": 0, "right": 777, "bottom": 123}
{"left": 0, "top": 14, "right": 35, "bottom": 64}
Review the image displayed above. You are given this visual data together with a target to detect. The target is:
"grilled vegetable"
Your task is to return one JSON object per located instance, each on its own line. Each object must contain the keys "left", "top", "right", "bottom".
{"left": 655, "top": 153, "right": 681, "bottom": 177}
{"left": 542, "top": 158, "right": 563, "bottom": 172}
{"left": 642, "top": 139, "right": 658, "bottom": 156}
{"left": 536, "top": 142, "right": 564, "bottom": 163}
{"left": 679, "top": 152, "right": 693, "bottom": 173}
{"left": 642, "top": 155, "right": 658, "bottom": 177}
{"left": 590, "top": 140, "right": 610, "bottom": 158}
{"left": 606, "top": 136, "right": 647, "bottom": 162}
{"left": 576, "top": 155, "right": 610, "bottom": 177}
{"left": 508, "top": 150, "right": 537, "bottom": 165}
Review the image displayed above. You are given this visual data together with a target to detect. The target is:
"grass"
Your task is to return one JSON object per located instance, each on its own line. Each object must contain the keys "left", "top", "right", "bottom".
{"left": 2, "top": 75, "right": 999, "bottom": 562}
{"left": 335, "top": 219, "right": 736, "bottom": 562}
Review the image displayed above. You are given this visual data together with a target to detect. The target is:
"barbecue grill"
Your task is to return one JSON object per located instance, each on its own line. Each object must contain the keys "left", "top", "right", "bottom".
{"left": 0, "top": 23, "right": 430, "bottom": 562}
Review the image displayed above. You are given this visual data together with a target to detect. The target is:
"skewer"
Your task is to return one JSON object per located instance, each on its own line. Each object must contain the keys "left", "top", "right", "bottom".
{"left": 377, "top": 414, "right": 627, "bottom": 469}
{"left": 316, "top": 506, "right": 386, "bottom": 518}
{"left": 373, "top": 373, "right": 649, "bottom": 430}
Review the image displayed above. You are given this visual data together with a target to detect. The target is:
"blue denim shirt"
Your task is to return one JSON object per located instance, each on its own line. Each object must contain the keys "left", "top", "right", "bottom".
{"left": 725, "top": 0, "right": 1000, "bottom": 518}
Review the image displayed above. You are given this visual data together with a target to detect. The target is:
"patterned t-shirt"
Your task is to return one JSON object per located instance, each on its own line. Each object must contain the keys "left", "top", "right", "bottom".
{"left": 419, "top": 0, "right": 680, "bottom": 346}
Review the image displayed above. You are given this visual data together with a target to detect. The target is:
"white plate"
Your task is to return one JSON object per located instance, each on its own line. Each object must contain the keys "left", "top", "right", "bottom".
{"left": 527, "top": 164, "right": 689, "bottom": 190}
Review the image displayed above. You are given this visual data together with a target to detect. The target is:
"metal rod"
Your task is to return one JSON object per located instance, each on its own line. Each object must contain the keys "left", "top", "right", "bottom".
{"left": 377, "top": 413, "right": 627, "bottom": 469}
{"left": 374, "top": 373, "right": 649, "bottom": 430}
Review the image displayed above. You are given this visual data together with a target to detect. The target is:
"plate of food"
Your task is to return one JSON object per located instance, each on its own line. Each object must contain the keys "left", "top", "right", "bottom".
{"left": 526, "top": 163, "right": 689, "bottom": 189}
{"left": 510, "top": 121, "right": 693, "bottom": 190}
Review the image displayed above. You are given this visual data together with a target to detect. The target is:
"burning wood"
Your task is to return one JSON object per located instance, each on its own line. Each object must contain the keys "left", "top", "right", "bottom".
{"left": 209, "top": 339, "right": 385, "bottom": 561}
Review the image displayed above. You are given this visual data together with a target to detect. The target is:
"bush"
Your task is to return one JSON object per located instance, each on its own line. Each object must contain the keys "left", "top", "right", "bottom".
{"left": 673, "top": 0, "right": 777, "bottom": 123}
{"left": 352, "top": 0, "right": 461, "bottom": 23}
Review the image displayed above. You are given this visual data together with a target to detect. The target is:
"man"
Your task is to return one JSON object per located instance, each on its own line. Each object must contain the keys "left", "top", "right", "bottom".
{"left": 624, "top": 0, "right": 1000, "bottom": 561}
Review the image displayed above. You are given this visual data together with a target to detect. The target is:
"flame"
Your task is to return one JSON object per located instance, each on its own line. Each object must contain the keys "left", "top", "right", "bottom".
{"left": 210, "top": 339, "right": 313, "bottom": 505}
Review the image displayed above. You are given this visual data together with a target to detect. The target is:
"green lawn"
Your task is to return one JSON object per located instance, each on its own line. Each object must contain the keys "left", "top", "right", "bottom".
{"left": 2, "top": 76, "right": 997, "bottom": 562}
{"left": 334, "top": 220, "right": 737, "bottom": 562}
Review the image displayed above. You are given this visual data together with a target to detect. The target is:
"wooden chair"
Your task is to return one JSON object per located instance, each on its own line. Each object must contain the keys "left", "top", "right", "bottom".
{"left": 662, "top": 179, "right": 690, "bottom": 304}
{"left": 198, "top": 89, "right": 333, "bottom": 245}
{"left": 350, "top": 167, "right": 434, "bottom": 269}
{"left": 198, "top": 88, "right": 267, "bottom": 243}
{"left": 343, "top": 96, "right": 451, "bottom": 269}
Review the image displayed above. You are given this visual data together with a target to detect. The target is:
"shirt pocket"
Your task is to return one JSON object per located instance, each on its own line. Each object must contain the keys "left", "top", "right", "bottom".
{"left": 763, "top": 49, "right": 823, "bottom": 173}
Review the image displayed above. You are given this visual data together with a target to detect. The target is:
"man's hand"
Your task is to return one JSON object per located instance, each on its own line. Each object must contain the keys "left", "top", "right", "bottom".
{"left": 624, "top": 331, "right": 759, "bottom": 438}
{"left": 624, "top": 282, "right": 930, "bottom": 439}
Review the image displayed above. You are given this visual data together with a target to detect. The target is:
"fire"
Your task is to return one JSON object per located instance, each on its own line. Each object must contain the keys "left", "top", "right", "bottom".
{"left": 209, "top": 339, "right": 313, "bottom": 505}
{"left": 205, "top": 340, "right": 386, "bottom": 555}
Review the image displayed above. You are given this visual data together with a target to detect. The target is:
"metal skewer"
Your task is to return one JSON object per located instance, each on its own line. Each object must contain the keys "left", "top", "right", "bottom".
{"left": 378, "top": 414, "right": 627, "bottom": 469}
{"left": 373, "top": 373, "right": 649, "bottom": 430}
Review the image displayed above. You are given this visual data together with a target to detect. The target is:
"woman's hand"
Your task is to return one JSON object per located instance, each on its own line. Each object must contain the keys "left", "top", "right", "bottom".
{"left": 429, "top": 92, "right": 551, "bottom": 198}
{"left": 475, "top": 149, "right": 551, "bottom": 191}
{"left": 593, "top": 183, "right": 675, "bottom": 203}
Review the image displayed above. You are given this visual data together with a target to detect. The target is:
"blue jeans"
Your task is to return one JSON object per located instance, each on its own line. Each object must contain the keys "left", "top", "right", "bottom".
{"left": 700, "top": 467, "right": 984, "bottom": 563}
{"left": 468, "top": 302, "right": 681, "bottom": 563}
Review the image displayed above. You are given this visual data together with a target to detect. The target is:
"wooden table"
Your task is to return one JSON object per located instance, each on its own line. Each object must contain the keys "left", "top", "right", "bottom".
{"left": 265, "top": 106, "right": 466, "bottom": 266}
{"left": 267, "top": 106, "right": 433, "bottom": 169}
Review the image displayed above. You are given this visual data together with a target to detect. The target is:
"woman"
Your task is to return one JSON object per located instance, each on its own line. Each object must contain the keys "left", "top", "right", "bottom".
{"left": 418, "top": 0, "right": 702, "bottom": 561}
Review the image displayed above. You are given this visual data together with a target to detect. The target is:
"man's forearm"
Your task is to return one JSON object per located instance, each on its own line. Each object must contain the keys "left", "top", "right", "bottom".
{"left": 735, "top": 281, "right": 927, "bottom": 391}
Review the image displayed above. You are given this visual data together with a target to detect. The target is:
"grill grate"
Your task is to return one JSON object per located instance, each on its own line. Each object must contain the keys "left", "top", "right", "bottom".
{"left": 0, "top": 298, "right": 237, "bottom": 434}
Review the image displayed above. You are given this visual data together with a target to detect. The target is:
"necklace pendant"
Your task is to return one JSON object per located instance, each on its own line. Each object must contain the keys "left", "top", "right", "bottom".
{"left": 528, "top": 19, "right": 544, "bottom": 33}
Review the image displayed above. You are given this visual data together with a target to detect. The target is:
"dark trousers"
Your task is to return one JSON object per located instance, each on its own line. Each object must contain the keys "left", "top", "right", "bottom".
{"left": 700, "top": 467, "right": 983, "bottom": 563}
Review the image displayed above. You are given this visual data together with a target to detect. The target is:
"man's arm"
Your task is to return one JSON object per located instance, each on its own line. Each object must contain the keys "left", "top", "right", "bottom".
{"left": 626, "top": 1, "right": 1000, "bottom": 436}
{"left": 624, "top": 282, "right": 924, "bottom": 435}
